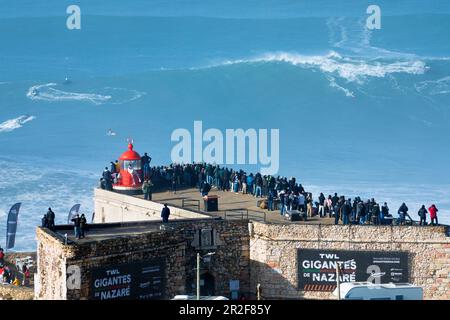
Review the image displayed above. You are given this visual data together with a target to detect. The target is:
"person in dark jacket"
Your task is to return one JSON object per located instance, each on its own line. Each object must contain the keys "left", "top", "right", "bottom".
{"left": 331, "top": 193, "right": 339, "bottom": 207}
{"left": 80, "top": 214, "right": 87, "bottom": 238}
{"left": 418, "top": 205, "right": 428, "bottom": 226}
{"left": 110, "top": 161, "right": 116, "bottom": 174}
{"left": 397, "top": 203, "right": 409, "bottom": 225}
{"left": 161, "top": 204, "right": 170, "bottom": 223}
{"left": 255, "top": 174, "right": 263, "bottom": 198}
{"left": 357, "top": 201, "right": 366, "bottom": 224}
{"left": 341, "top": 199, "right": 352, "bottom": 225}
{"left": 372, "top": 202, "right": 381, "bottom": 225}
{"left": 102, "top": 167, "right": 113, "bottom": 191}
{"left": 98, "top": 177, "right": 105, "bottom": 189}
{"left": 279, "top": 192, "right": 287, "bottom": 216}
{"left": 351, "top": 198, "right": 358, "bottom": 223}
{"left": 201, "top": 182, "right": 211, "bottom": 196}
{"left": 46, "top": 208, "right": 55, "bottom": 231}
{"left": 267, "top": 189, "right": 274, "bottom": 211}
{"left": 141, "top": 152, "right": 152, "bottom": 180}
{"left": 41, "top": 214, "right": 48, "bottom": 228}
{"left": 334, "top": 202, "right": 341, "bottom": 225}
{"left": 71, "top": 214, "right": 82, "bottom": 239}
{"left": 318, "top": 193, "right": 325, "bottom": 217}
{"left": 364, "top": 200, "right": 372, "bottom": 222}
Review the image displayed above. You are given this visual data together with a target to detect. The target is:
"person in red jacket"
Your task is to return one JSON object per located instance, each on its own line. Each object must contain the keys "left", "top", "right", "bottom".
{"left": 0, "top": 247, "right": 4, "bottom": 264}
{"left": 428, "top": 204, "right": 439, "bottom": 226}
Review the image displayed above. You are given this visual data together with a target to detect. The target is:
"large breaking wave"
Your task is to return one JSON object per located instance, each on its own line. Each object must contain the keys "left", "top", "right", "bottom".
{"left": 213, "top": 51, "right": 428, "bottom": 84}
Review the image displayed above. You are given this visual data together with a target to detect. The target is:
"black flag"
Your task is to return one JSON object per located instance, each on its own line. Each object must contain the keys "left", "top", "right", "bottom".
{"left": 6, "top": 203, "right": 21, "bottom": 250}
{"left": 67, "top": 204, "right": 81, "bottom": 224}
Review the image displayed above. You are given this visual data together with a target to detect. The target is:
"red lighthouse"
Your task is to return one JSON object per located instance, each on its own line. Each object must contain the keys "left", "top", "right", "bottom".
{"left": 113, "top": 140, "right": 143, "bottom": 195}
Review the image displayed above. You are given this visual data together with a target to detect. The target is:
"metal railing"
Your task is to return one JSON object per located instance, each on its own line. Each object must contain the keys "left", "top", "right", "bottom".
{"left": 223, "top": 208, "right": 266, "bottom": 222}
{"left": 182, "top": 199, "right": 201, "bottom": 212}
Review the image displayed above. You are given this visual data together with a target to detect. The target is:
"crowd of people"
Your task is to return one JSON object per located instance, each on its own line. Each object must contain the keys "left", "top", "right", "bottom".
{"left": 41, "top": 207, "right": 56, "bottom": 231}
{"left": 71, "top": 213, "right": 88, "bottom": 239}
{"left": 0, "top": 247, "right": 31, "bottom": 286}
{"left": 100, "top": 159, "right": 441, "bottom": 226}
{"left": 41, "top": 207, "right": 89, "bottom": 240}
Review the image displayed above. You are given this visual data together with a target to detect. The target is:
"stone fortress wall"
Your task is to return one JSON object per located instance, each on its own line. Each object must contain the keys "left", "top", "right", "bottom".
{"left": 35, "top": 218, "right": 250, "bottom": 300}
{"left": 34, "top": 190, "right": 450, "bottom": 300}
{"left": 249, "top": 222, "right": 450, "bottom": 299}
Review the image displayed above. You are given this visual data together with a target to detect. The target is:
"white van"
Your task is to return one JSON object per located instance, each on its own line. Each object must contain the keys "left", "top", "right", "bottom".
{"left": 333, "top": 282, "right": 423, "bottom": 300}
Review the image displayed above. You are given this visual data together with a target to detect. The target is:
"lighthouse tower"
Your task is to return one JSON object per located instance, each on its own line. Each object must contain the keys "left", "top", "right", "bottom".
{"left": 113, "top": 140, "right": 143, "bottom": 195}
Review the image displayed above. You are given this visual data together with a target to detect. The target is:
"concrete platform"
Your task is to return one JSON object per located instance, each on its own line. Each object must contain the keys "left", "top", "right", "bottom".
{"left": 55, "top": 218, "right": 220, "bottom": 244}
{"left": 137, "top": 187, "right": 336, "bottom": 225}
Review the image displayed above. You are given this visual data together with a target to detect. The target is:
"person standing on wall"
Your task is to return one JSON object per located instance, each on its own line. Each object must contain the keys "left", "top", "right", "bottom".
{"left": 267, "top": 189, "right": 274, "bottom": 211}
{"left": 80, "top": 214, "right": 87, "bottom": 239}
{"left": 341, "top": 199, "right": 352, "bottom": 225}
{"left": 428, "top": 204, "right": 439, "bottom": 225}
{"left": 141, "top": 152, "right": 152, "bottom": 180}
{"left": 318, "top": 193, "right": 325, "bottom": 217}
{"left": 142, "top": 179, "right": 151, "bottom": 200}
{"left": 334, "top": 200, "right": 342, "bottom": 225}
{"left": 418, "top": 205, "right": 428, "bottom": 226}
{"left": 46, "top": 208, "right": 55, "bottom": 231}
{"left": 397, "top": 203, "right": 408, "bottom": 225}
{"left": 71, "top": 213, "right": 82, "bottom": 239}
{"left": 161, "top": 204, "right": 170, "bottom": 223}
{"left": 102, "top": 167, "right": 113, "bottom": 190}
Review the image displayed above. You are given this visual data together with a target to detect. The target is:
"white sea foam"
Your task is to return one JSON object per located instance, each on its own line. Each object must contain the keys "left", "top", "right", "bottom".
{"left": 327, "top": 17, "right": 418, "bottom": 60}
{"left": 102, "top": 87, "right": 147, "bottom": 104}
{"left": 415, "top": 76, "right": 450, "bottom": 95}
{"left": 327, "top": 76, "right": 355, "bottom": 97}
{"left": 26, "top": 83, "right": 146, "bottom": 105}
{"left": 214, "top": 51, "right": 428, "bottom": 83}
{"left": 0, "top": 159, "right": 97, "bottom": 251}
{"left": 0, "top": 115, "right": 36, "bottom": 133}
{"left": 26, "top": 83, "right": 112, "bottom": 105}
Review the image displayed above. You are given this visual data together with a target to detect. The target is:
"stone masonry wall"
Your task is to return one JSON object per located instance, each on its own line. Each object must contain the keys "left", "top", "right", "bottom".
{"left": 35, "top": 219, "right": 250, "bottom": 300}
{"left": 249, "top": 222, "right": 450, "bottom": 300}
{"left": 35, "top": 228, "right": 68, "bottom": 299}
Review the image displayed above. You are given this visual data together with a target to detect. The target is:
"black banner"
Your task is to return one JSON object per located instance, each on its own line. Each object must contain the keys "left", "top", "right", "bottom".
{"left": 298, "top": 249, "right": 409, "bottom": 291}
{"left": 6, "top": 203, "right": 21, "bottom": 249}
{"left": 91, "top": 259, "right": 165, "bottom": 300}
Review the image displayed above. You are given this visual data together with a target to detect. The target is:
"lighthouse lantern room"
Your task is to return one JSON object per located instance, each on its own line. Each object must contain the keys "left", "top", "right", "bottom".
{"left": 113, "top": 140, "right": 143, "bottom": 195}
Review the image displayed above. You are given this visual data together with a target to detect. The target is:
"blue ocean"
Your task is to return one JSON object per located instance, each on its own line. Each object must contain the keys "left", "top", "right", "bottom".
{"left": 0, "top": 0, "right": 449, "bottom": 251}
